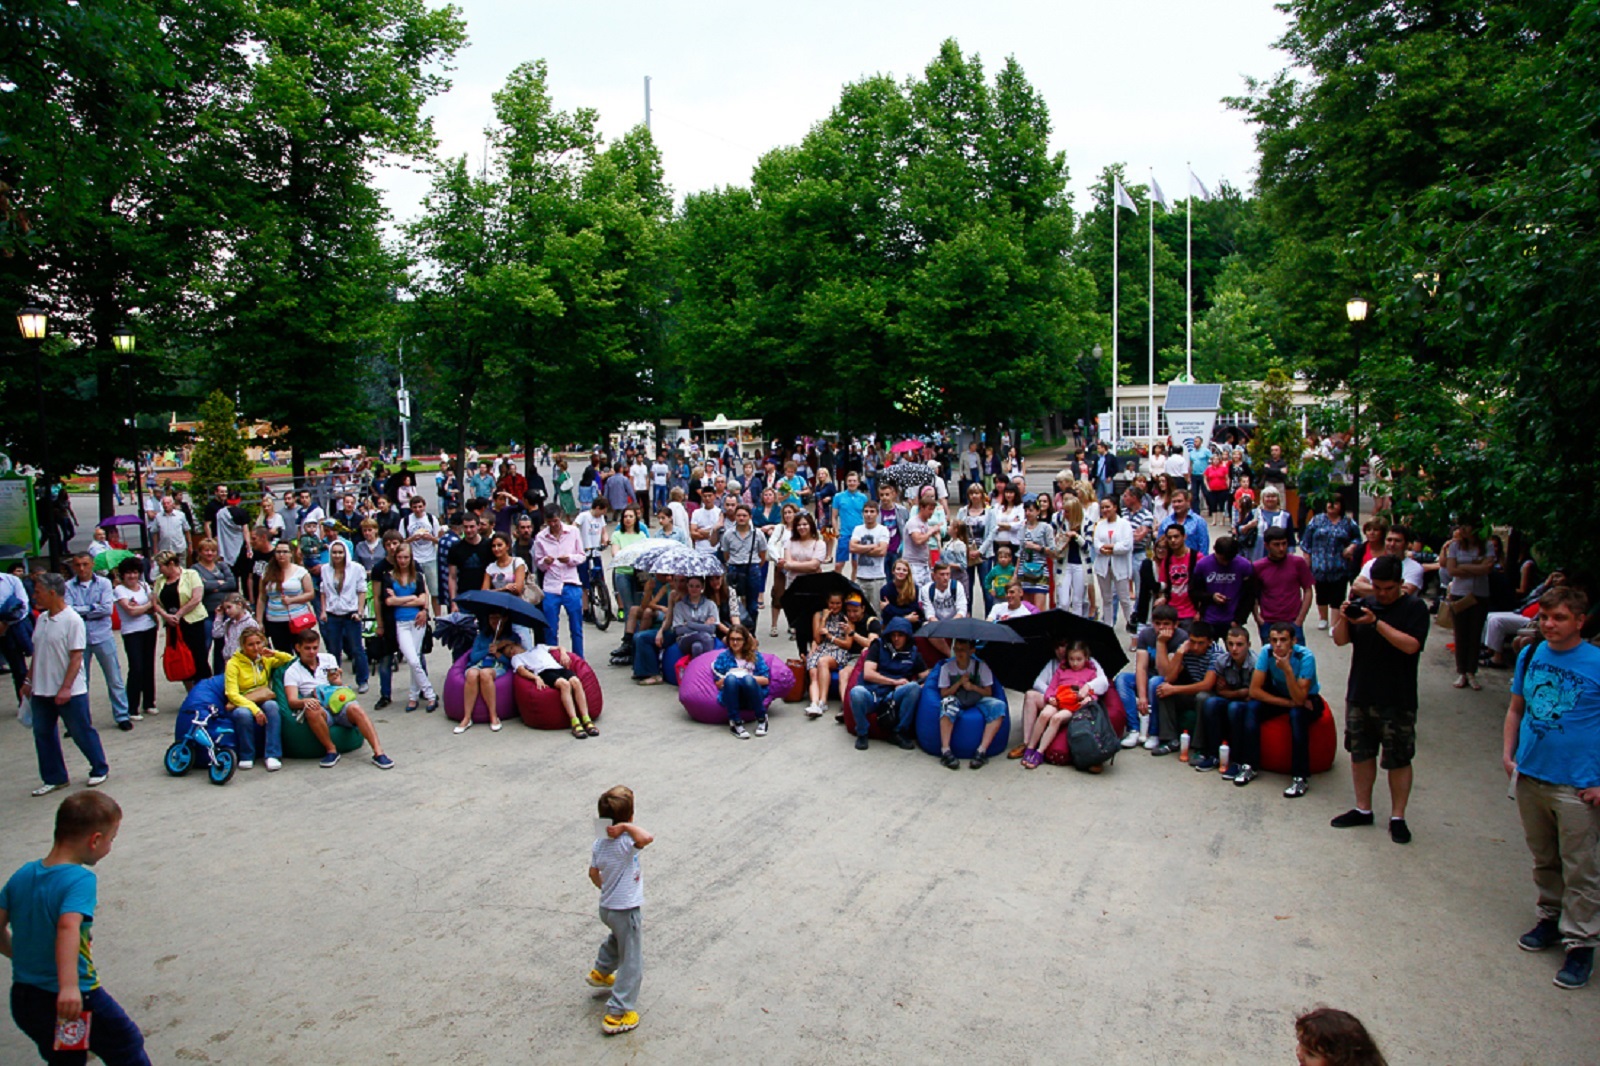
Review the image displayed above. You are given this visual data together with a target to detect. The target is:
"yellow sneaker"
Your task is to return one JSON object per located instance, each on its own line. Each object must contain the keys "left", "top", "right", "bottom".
{"left": 586, "top": 969, "right": 615, "bottom": 988}
{"left": 601, "top": 1010, "right": 639, "bottom": 1035}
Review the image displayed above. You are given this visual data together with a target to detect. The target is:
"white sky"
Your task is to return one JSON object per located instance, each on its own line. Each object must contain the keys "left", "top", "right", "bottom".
{"left": 377, "top": 0, "right": 1293, "bottom": 223}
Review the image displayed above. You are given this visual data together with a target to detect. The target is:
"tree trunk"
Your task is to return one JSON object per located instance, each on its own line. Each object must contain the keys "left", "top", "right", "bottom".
{"left": 290, "top": 442, "right": 306, "bottom": 486}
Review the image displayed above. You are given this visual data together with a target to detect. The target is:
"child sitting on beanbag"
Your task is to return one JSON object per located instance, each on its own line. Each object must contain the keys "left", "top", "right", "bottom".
{"left": 1019, "top": 641, "right": 1101, "bottom": 769}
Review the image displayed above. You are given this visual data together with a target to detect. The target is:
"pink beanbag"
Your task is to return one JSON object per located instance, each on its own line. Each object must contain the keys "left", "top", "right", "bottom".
{"left": 512, "top": 655, "right": 605, "bottom": 729}
{"left": 443, "top": 655, "right": 517, "bottom": 724}
{"left": 1043, "top": 686, "right": 1128, "bottom": 767}
{"left": 679, "top": 652, "right": 794, "bottom": 724}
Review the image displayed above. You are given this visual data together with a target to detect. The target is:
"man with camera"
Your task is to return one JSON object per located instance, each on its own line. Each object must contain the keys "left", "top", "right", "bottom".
{"left": 1329, "top": 555, "right": 1431, "bottom": 843}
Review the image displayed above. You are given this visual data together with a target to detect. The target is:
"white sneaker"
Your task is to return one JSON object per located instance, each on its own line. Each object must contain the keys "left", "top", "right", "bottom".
{"left": 1316, "top": 618, "right": 1328, "bottom": 630}
{"left": 358, "top": 682, "right": 370, "bottom": 694}
{"left": 265, "top": 757, "right": 283, "bottom": 772}
{"left": 87, "top": 772, "right": 108, "bottom": 787}
{"left": 1143, "top": 736, "right": 1161, "bottom": 750}
{"left": 805, "top": 703, "right": 824, "bottom": 718}
{"left": 1119, "top": 730, "right": 1140, "bottom": 749}
{"left": 238, "top": 759, "right": 254, "bottom": 770}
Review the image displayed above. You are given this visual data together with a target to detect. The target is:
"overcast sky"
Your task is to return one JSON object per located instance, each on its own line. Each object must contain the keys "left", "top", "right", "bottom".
{"left": 378, "top": 0, "right": 1293, "bottom": 223}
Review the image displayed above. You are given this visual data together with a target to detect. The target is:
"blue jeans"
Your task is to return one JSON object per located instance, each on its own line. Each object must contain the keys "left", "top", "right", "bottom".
{"left": 652, "top": 484, "right": 668, "bottom": 510}
{"left": 543, "top": 583, "right": 585, "bottom": 659}
{"left": 1201, "top": 696, "right": 1261, "bottom": 758}
{"left": 321, "top": 614, "right": 370, "bottom": 686}
{"left": 632, "top": 628, "right": 662, "bottom": 679}
{"left": 849, "top": 682, "right": 921, "bottom": 737}
{"left": 11, "top": 982, "right": 151, "bottom": 1065}
{"left": 1113, "top": 673, "right": 1164, "bottom": 734}
{"left": 719, "top": 674, "right": 765, "bottom": 723}
{"left": 31, "top": 694, "right": 108, "bottom": 786}
{"left": 232, "top": 699, "right": 282, "bottom": 761}
{"left": 726, "top": 563, "right": 761, "bottom": 628}
{"left": 85, "top": 638, "right": 129, "bottom": 724}
{"left": 1258, "top": 622, "right": 1306, "bottom": 646}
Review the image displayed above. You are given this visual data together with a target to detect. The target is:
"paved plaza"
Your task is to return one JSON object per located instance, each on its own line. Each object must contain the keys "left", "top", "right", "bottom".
{"left": 0, "top": 605, "right": 1591, "bottom": 1064}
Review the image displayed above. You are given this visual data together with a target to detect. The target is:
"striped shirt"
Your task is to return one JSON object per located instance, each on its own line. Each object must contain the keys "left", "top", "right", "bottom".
{"left": 1126, "top": 506, "right": 1154, "bottom": 550}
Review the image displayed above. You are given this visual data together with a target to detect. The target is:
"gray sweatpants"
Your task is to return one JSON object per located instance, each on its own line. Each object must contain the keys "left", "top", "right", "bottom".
{"left": 596, "top": 905, "right": 644, "bottom": 1014}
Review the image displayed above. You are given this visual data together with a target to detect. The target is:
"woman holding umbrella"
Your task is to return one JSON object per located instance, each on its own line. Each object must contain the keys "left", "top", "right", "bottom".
{"left": 456, "top": 609, "right": 510, "bottom": 733}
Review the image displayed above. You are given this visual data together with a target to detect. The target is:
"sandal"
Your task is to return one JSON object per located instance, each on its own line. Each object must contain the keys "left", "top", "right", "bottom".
{"left": 1022, "top": 749, "right": 1042, "bottom": 769}
{"left": 1451, "top": 675, "right": 1468, "bottom": 689}
{"left": 571, "top": 722, "right": 588, "bottom": 739}
{"left": 1467, "top": 675, "right": 1482, "bottom": 691}
{"left": 637, "top": 676, "right": 664, "bottom": 686}
{"left": 584, "top": 722, "right": 600, "bottom": 737}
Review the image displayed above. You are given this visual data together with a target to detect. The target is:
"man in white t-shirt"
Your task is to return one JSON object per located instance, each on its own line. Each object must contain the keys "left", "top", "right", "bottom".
{"left": 919, "top": 561, "right": 969, "bottom": 658}
{"left": 689, "top": 487, "right": 724, "bottom": 556}
{"left": 576, "top": 497, "right": 611, "bottom": 592}
{"left": 22, "top": 573, "right": 108, "bottom": 795}
{"left": 629, "top": 458, "right": 651, "bottom": 521}
{"left": 401, "top": 496, "right": 442, "bottom": 610}
{"left": 1350, "top": 524, "right": 1425, "bottom": 597}
{"left": 850, "top": 501, "right": 892, "bottom": 607}
{"left": 902, "top": 497, "right": 936, "bottom": 588}
{"left": 281, "top": 631, "right": 393, "bottom": 769}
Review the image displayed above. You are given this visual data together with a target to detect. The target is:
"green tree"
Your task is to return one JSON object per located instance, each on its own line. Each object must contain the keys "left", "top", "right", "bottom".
{"left": 185, "top": 389, "right": 255, "bottom": 494}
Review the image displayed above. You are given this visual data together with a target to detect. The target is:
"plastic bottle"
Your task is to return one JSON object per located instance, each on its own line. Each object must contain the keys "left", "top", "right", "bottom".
{"left": 1218, "top": 741, "right": 1230, "bottom": 773}
{"left": 1179, "top": 730, "right": 1191, "bottom": 762}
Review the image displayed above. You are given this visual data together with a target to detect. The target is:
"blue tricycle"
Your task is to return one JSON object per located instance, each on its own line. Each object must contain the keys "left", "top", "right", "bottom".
{"left": 164, "top": 703, "right": 238, "bottom": 785}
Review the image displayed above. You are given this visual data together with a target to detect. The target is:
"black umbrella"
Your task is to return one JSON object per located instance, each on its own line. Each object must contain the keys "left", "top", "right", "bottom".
{"left": 453, "top": 590, "right": 550, "bottom": 638}
{"left": 782, "top": 571, "right": 876, "bottom": 654}
{"left": 916, "top": 617, "right": 1025, "bottom": 644}
{"left": 880, "top": 462, "right": 935, "bottom": 492}
{"left": 431, "top": 611, "right": 480, "bottom": 659}
{"left": 980, "top": 609, "right": 1129, "bottom": 694}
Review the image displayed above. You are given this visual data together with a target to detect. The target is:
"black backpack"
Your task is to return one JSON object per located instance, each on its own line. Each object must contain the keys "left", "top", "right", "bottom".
{"left": 1066, "top": 700, "right": 1120, "bottom": 771}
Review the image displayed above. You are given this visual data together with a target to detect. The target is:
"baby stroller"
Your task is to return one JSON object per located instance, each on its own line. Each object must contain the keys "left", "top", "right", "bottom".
{"left": 164, "top": 703, "right": 238, "bottom": 785}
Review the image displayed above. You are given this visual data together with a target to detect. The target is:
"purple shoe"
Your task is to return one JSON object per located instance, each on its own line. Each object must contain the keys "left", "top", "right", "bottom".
{"left": 1022, "top": 749, "right": 1044, "bottom": 769}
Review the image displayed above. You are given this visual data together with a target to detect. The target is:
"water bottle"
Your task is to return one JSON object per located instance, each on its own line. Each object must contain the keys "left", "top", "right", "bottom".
{"left": 1218, "top": 741, "right": 1230, "bottom": 774}
{"left": 1137, "top": 712, "right": 1151, "bottom": 739}
{"left": 1179, "top": 730, "right": 1191, "bottom": 762}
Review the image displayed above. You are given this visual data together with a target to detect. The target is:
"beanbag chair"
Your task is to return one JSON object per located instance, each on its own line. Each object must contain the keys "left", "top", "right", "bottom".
{"left": 678, "top": 652, "right": 794, "bottom": 724}
{"left": 512, "top": 655, "right": 605, "bottom": 729}
{"left": 269, "top": 664, "right": 364, "bottom": 759}
{"left": 913, "top": 658, "right": 1011, "bottom": 760}
{"left": 443, "top": 654, "right": 518, "bottom": 724}
{"left": 1259, "top": 696, "right": 1338, "bottom": 776}
{"left": 1043, "top": 687, "right": 1128, "bottom": 767}
{"left": 661, "top": 638, "right": 725, "bottom": 686}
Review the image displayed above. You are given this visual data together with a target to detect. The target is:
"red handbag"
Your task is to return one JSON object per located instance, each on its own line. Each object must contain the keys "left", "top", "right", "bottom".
{"left": 288, "top": 606, "right": 318, "bottom": 634}
{"left": 163, "top": 624, "right": 196, "bottom": 682}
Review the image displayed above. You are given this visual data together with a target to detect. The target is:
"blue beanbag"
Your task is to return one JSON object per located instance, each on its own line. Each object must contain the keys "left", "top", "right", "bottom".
{"left": 913, "top": 658, "right": 1011, "bottom": 760}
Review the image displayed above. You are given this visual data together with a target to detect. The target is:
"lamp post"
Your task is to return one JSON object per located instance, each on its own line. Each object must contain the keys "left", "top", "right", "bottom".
{"left": 1345, "top": 296, "right": 1368, "bottom": 524}
{"left": 1077, "top": 343, "right": 1103, "bottom": 446}
{"left": 16, "top": 304, "right": 55, "bottom": 569}
{"left": 112, "top": 324, "right": 148, "bottom": 527}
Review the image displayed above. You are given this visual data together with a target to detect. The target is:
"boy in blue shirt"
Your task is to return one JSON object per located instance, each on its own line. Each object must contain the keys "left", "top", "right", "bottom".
{"left": 587, "top": 785, "right": 654, "bottom": 1035}
{"left": 1, "top": 791, "right": 149, "bottom": 1064}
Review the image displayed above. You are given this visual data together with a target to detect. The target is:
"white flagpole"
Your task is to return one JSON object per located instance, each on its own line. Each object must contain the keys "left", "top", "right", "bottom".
{"left": 1148, "top": 173, "right": 1156, "bottom": 444}
{"left": 1186, "top": 163, "right": 1194, "bottom": 382}
{"left": 1112, "top": 184, "right": 1120, "bottom": 444}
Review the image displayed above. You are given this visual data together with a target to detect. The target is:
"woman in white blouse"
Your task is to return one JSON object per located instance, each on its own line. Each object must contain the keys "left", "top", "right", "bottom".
{"left": 983, "top": 481, "right": 1025, "bottom": 560}
{"left": 319, "top": 540, "right": 370, "bottom": 690}
{"left": 1090, "top": 497, "right": 1135, "bottom": 626}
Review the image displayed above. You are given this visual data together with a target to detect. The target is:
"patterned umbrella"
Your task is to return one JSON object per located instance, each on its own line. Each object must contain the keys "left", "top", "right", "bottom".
{"left": 631, "top": 543, "right": 699, "bottom": 574}
{"left": 880, "top": 461, "right": 935, "bottom": 491}
{"left": 649, "top": 548, "right": 725, "bottom": 579}
{"left": 614, "top": 537, "right": 684, "bottom": 569}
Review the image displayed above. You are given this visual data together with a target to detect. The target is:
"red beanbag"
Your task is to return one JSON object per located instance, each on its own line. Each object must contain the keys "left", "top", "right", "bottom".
{"left": 512, "top": 655, "right": 604, "bottom": 729}
{"left": 1043, "top": 685, "right": 1128, "bottom": 767}
{"left": 1258, "top": 696, "right": 1337, "bottom": 776}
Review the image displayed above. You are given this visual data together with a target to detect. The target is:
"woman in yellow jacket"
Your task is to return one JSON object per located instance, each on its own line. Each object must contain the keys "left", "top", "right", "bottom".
{"left": 225, "top": 625, "right": 293, "bottom": 771}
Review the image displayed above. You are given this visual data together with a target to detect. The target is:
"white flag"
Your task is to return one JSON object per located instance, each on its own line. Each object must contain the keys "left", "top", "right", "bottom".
{"left": 1189, "top": 171, "right": 1212, "bottom": 202}
{"left": 1114, "top": 178, "right": 1139, "bottom": 214}
{"left": 1151, "top": 175, "right": 1169, "bottom": 211}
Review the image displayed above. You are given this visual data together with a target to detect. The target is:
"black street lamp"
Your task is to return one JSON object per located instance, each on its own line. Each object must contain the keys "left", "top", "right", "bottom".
{"left": 112, "top": 323, "right": 148, "bottom": 526}
{"left": 1078, "top": 343, "right": 1103, "bottom": 446}
{"left": 1345, "top": 296, "right": 1368, "bottom": 523}
{"left": 16, "top": 304, "right": 56, "bottom": 569}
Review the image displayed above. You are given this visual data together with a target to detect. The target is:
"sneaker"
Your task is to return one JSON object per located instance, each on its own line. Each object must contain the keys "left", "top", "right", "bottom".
{"left": 1233, "top": 764, "right": 1257, "bottom": 787}
{"left": 319, "top": 751, "right": 341, "bottom": 769}
{"left": 1219, "top": 763, "right": 1241, "bottom": 781}
{"left": 358, "top": 682, "right": 370, "bottom": 694}
{"left": 1119, "top": 731, "right": 1140, "bottom": 749}
{"left": 374, "top": 696, "right": 392, "bottom": 710}
{"left": 601, "top": 1010, "right": 640, "bottom": 1035}
{"left": 1143, "top": 736, "right": 1161, "bottom": 751}
{"left": 969, "top": 753, "right": 988, "bottom": 769}
{"left": 731, "top": 722, "right": 751, "bottom": 739}
{"left": 1554, "top": 947, "right": 1594, "bottom": 990}
{"left": 1519, "top": 919, "right": 1561, "bottom": 952}
{"left": 87, "top": 772, "right": 108, "bottom": 787}
{"left": 1330, "top": 809, "right": 1376, "bottom": 829}
{"left": 1283, "top": 776, "right": 1308, "bottom": 798}
{"left": 371, "top": 754, "right": 395, "bottom": 770}
{"left": 855, "top": 735, "right": 868, "bottom": 750}
{"left": 144, "top": 705, "right": 157, "bottom": 714}
{"left": 769, "top": 626, "right": 779, "bottom": 638}
{"left": 1191, "top": 754, "right": 1218, "bottom": 772}
{"left": 940, "top": 750, "right": 960, "bottom": 770}
{"left": 805, "top": 703, "right": 824, "bottom": 719}
{"left": 130, "top": 711, "right": 143, "bottom": 721}
{"left": 238, "top": 759, "right": 254, "bottom": 770}
{"left": 1150, "top": 741, "right": 1180, "bottom": 757}
{"left": 30, "top": 782, "right": 65, "bottom": 797}
{"left": 755, "top": 718, "right": 768, "bottom": 737}
{"left": 118, "top": 720, "right": 134, "bottom": 732}
{"left": 1316, "top": 618, "right": 1328, "bottom": 630}
{"left": 586, "top": 969, "right": 616, "bottom": 988}
{"left": 895, "top": 733, "right": 916, "bottom": 750}
{"left": 265, "top": 757, "right": 283, "bottom": 772}
{"left": 1389, "top": 818, "right": 1412, "bottom": 844}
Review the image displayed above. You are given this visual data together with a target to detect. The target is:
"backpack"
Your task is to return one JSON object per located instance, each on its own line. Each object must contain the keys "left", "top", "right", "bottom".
{"left": 1066, "top": 700, "right": 1120, "bottom": 770}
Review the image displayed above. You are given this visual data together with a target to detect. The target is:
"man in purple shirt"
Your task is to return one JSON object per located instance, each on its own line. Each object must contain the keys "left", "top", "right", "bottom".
{"left": 1252, "top": 525, "right": 1313, "bottom": 644}
{"left": 1193, "top": 536, "right": 1255, "bottom": 628}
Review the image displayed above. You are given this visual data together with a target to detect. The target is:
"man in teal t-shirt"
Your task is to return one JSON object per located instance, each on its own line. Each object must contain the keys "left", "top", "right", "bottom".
{"left": 832, "top": 470, "right": 869, "bottom": 566}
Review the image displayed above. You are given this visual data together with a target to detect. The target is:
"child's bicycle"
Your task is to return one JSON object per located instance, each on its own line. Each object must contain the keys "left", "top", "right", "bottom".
{"left": 582, "top": 545, "right": 614, "bottom": 632}
{"left": 163, "top": 704, "right": 239, "bottom": 785}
